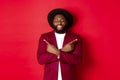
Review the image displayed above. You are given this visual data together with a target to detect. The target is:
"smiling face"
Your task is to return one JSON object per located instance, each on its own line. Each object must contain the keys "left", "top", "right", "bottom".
{"left": 53, "top": 14, "right": 68, "bottom": 33}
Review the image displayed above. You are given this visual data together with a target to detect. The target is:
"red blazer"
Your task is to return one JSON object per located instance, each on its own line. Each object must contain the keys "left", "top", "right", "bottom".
{"left": 37, "top": 30, "right": 81, "bottom": 80}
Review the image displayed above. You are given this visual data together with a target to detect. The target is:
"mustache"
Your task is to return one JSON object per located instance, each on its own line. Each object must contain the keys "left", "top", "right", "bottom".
{"left": 51, "top": 24, "right": 70, "bottom": 33}
{"left": 55, "top": 24, "right": 64, "bottom": 27}
{"left": 53, "top": 26, "right": 67, "bottom": 33}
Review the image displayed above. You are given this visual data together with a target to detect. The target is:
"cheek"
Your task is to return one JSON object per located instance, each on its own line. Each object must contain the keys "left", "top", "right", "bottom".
{"left": 53, "top": 22, "right": 57, "bottom": 26}
{"left": 62, "top": 22, "right": 65, "bottom": 25}
{"left": 53, "top": 21, "right": 57, "bottom": 26}
{"left": 62, "top": 21, "right": 67, "bottom": 26}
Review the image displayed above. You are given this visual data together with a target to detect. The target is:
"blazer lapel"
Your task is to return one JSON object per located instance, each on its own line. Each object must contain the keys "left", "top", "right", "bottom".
{"left": 51, "top": 30, "right": 70, "bottom": 49}
{"left": 63, "top": 31, "right": 70, "bottom": 47}
{"left": 51, "top": 31, "right": 58, "bottom": 48}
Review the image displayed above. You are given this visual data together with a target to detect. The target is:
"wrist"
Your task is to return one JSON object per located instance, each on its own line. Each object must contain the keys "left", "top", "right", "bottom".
{"left": 56, "top": 50, "right": 60, "bottom": 56}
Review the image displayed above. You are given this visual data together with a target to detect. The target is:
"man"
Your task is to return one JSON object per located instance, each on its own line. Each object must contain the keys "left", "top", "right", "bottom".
{"left": 37, "top": 8, "right": 81, "bottom": 80}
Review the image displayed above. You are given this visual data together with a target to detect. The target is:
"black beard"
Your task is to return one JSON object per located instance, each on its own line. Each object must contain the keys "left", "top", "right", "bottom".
{"left": 55, "top": 29, "right": 65, "bottom": 33}
{"left": 53, "top": 25, "right": 67, "bottom": 34}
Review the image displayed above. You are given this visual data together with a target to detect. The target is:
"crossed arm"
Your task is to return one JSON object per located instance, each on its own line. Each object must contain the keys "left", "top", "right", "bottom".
{"left": 37, "top": 34, "right": 81, "bottom": 65}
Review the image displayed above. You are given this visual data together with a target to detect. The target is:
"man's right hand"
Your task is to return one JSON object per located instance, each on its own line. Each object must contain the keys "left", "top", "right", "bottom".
{"left": 61, "top": 39, "right": 78, "bottom": 52}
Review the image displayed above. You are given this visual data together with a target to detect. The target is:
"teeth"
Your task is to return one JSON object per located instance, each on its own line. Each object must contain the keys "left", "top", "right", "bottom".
{"left": 58, "top": 25, "right": 62, "bottom": 28}
{"left": 57, "top": 25, "right": 62, "bottom": 30}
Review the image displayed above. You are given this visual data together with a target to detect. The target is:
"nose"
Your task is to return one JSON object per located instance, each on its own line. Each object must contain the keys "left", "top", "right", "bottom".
{"left": 58, "top": 21, "right": 62, "bottom": 25}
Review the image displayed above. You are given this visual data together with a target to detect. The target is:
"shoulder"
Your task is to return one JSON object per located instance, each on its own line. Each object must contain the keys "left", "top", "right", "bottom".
{"left": 40, "top": 31, "right": 54, "bottom": 37}
{"left": 66, "top": 31, "right": 81, "bottom": 43}
{"left": 38, "top": 31, "right": 54, "bottom": 41}
{"left": 67, "top": 31, "right": 80, "bottom": 38}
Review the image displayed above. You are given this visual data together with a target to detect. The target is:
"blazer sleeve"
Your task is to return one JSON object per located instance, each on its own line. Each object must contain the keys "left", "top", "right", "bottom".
{"left": 60, "top": 35, "right": 81, "bottom": 65}
{"left": 37, "top": 34, "right": 58, "bottom": 64}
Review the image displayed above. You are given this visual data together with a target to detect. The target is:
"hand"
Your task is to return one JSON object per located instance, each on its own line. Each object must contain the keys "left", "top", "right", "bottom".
{"left": 61, "top": 39, "right": 78, "bottom": 52}
{"left": 43, "top": 39, "right": 59, "bottom": 56}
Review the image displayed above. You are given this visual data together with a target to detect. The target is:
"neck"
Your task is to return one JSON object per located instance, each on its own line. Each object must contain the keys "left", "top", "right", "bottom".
{"left": 54, "top": 30, "right": 67, "bottom": 34}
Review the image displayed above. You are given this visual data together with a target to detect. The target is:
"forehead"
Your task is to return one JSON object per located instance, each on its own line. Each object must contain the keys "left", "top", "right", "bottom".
{"left": 54, "top": 14, "right": 65, "bottom": 18}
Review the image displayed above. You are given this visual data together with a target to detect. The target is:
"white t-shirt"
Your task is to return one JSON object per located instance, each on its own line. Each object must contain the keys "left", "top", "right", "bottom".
{"left": 55, "top": 32, "right": 66, "bottom": 80}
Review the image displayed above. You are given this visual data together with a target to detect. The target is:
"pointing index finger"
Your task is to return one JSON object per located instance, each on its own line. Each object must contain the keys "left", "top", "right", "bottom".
{"left": 69, "top": 39, "right": 78, "bottom": 44}
{"left": 43, "top": 39, "right": 50, "bottom": 45}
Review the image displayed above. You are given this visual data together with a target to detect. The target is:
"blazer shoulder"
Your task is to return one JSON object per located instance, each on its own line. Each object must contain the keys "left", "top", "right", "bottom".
{"left": 68, "top": 31, "right": 80, "bottom": 37}
{"left": 40, "top": 31, "right": 53, "bottom": 37}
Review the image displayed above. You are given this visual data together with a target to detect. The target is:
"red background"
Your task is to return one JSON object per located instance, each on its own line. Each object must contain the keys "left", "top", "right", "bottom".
{"left": 0, "top": 0, "right": 120, "bottom": 80}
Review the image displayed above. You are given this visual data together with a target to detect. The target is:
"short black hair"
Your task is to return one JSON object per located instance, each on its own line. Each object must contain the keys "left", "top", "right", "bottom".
{"left": 47, "top": 8, "right": 73, "bottom": 29}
